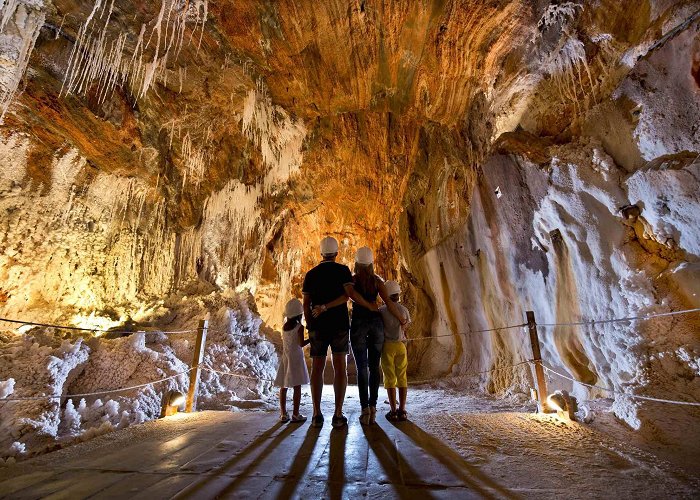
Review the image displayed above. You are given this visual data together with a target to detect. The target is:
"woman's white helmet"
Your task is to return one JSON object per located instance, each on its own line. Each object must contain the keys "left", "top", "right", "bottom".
{"left": 320, "top": 236, "right": 339, "bottom": 256}
{"left": 385, "top": 280, "right": 401, "bottom": 296}
{"left": 355, "top": 246, "right": 374, "bottom": 265}
{"left": 284, "top": 298, "right": 304, "bottom": 318}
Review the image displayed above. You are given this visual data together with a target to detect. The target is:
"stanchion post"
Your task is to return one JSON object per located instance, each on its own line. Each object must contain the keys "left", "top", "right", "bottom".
{"left": 526, "top": 311, "right": 549, "bottom": 412}
{"left": 186, "top": 319, "right": 208, "bottom": 412}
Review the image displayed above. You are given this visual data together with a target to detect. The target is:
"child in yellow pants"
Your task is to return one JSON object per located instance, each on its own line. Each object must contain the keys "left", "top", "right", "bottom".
{"left": 379, "top": 280, "right": 410, "bottom": 421}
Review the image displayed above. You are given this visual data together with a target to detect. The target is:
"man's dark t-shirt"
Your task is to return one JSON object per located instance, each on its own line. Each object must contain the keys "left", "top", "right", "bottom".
{"left": 302, "top": 261, "right": 353, "bottom": 332}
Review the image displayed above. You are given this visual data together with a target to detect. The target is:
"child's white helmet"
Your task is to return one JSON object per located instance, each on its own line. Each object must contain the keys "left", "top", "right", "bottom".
{"left": 385, "top": 280, "right": 401, "bottom": 296}
{"left": 285, "top": 298, "right": 304, "bottom": 318}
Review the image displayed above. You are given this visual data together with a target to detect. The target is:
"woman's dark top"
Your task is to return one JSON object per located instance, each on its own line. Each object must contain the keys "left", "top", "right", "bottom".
{"left": 352, "top": 274, "right": 382, "bottom": 321}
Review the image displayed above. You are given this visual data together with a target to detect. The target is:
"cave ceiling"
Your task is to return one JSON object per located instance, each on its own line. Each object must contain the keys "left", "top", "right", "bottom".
{"left": 1, "top": 0, "right": 698, "bottom": 326}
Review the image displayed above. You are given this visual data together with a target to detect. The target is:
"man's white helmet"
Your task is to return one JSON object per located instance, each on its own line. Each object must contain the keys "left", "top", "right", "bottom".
{"left": 355, "top": 246, "right": 374, "bottom": 265}
{"left": 320, "top": 236, "right": 339, "bottom": 255}
{"left": 284, "top": 298, "right": 304, "bottom": 318}
{"left": 385, "top": 280, "right": 401, "bottom": 296}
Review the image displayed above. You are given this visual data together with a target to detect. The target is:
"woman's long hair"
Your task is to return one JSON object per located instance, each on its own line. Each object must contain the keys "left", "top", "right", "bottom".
{"left": 354, "top": 262, "right": 379, "bottom": 297}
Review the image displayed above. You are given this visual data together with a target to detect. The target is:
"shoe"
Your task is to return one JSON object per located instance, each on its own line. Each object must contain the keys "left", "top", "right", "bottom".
{"left": 369, "top": 406, "right": 377, "bottom": 424}
{"left": 279, "top": 412, "right": 290, "bottom": 423}
{"left": 359, "top": 408, "right": 371, "bottom": 426}
{"left": 290, "top": 413, "right": 307, "bottom": 424}
{"left": 385, "top": 410, "right": 398, "bottom": 422}
{"left": 311, "top": 415, "right": 324, "bottom": 427}
{"left": 397, "top": 409, "right": 408, "bottom": 421}
{"left": 331, "top": 413, "right": 348, "bottom": 428}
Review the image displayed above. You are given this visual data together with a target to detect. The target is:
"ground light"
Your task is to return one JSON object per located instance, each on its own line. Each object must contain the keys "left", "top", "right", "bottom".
{"left": 160, "top": 390, "right": 186, "bottom": 417}
{"left": 546, "top": 390, "right": 577, "bottom": 422}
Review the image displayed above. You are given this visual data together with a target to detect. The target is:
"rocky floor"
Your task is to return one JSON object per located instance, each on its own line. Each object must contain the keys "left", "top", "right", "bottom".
{"left": 0, "top": 386, "right": 697, "bottom": 499}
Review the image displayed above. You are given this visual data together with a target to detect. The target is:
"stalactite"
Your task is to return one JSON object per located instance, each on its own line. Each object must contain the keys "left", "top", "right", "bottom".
{"left": 180, "top": 132, "right": 208, "bottom": 189}
{"left": 61, "top": 0, "right": 208, "bottom": 102}
{"left": 0, "top": 1, "right": 45, "bottom": 121}
{"left": 536, "top": 2, "right": 582, "bottom": 32}
{"left": 241, "top": 82, "right": 306, "bottom": 191}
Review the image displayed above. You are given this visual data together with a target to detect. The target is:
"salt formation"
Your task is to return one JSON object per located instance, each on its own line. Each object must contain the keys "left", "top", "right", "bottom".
{"left": 242, "top": 83, "right": 306, "bottom": 191}
{"left": 62, "top": 0, "right": 208, "bottom": 101}
{"left": 417, "top": 137, "right": 700, "bottom": 430}
{"left": 180, "top": 131, "right": 209, "bottom": 189}
{"left": 0, "top": 291, "right": 277, "bottom": 460}
{"left": 0, "top": 0, "right": 45, "bottom": 120}
{"left": 0, "top": 119, "right": 300, "bottom": 324}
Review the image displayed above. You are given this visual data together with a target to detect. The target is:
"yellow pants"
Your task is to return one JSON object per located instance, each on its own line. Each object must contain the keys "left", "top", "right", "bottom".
{"left": 381, "top": 341, "right": 407, "bottom": 388}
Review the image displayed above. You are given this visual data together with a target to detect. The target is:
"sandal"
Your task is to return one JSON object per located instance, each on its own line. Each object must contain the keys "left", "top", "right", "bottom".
{"left": 359, "top": 408, "right": 371, "bottom": 426}
{"left": 397, "top": 410, "right": 408, "bottom": 421}
{"left": 279, "top": 412, "right": 290, "bottom": 423}
{"left": 290, "top": 413, "right": 307, "bottom": 423}
{"left": 311, "top": 414, "right": 324, "bottom": 427}
{"left": 331, "top": 414, "right": 348, "bottom": 428}
{"left": 385, "top": 410, "right": 398, "bottom": 422}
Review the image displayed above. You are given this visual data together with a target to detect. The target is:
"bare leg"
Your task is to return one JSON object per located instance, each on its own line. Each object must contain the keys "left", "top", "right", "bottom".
{"left": 311, "top": 357, "right": 326, "bottom": 417}
{"left": 292, "top": 385, "right": 302, "bottom": 416}
{"left": 332, "top": 353, "right": 347, "bottom": 417}
{"left": 398, "top": 387, "right": 407, "bottom": 413}
{"left": 387, "top": 388, "right": 397, "bottom": 412}
{"left": 279, "top": 387, "right": 288, "bottom": 416}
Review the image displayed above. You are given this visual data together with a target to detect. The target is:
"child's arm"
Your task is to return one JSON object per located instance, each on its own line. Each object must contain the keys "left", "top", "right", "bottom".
{"left": 378, "top": 281, "right": 408, "bottom": 325}
{"left": 344, "top": 284, "right": 378, "bottom": 311}
{"left": 400, "top": 309, "right": 411, "bottom": 340}
{"left": 298, "top": 324, "right": 310, "bottom": 347}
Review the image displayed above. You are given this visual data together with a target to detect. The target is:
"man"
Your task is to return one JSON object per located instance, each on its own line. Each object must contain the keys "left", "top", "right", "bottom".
{"left": 302, "top": 236, "right": 377, "bottom": 428}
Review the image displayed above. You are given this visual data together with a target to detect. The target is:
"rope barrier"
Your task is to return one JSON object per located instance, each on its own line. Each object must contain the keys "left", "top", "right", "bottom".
{"left": 4, "top": 304, "right": 696, "bottom": 343}
{"left": 0, "top": 368, "right": 193, "bottom": 402}
{"left": 205, "top": 328, "right": 282, "bottom": 346}
{"left": 642, "top": 7, "right": 700, "bottom": 59}
{"left": 199, "top": 360, "right": 533, "bottom": 387}
{"left": 405, "top": 324, "right": 528, "bottom": 343}
{"left": 0, "top": 316, "right": 198, "bottom": 335}
{"left": 536, "top": 307, "right": 700, "bottom": 328}
{"left": 537, "top": 362, "right": 700, "bottom": 407}
{"left": 200, "top": 364, "right": 275, "bottom": 383}
{"left": 407, "top": 360, "right": 532, "bottom": 386}
{"left": 2, "top": 305, "right": 698, "bottom": 407}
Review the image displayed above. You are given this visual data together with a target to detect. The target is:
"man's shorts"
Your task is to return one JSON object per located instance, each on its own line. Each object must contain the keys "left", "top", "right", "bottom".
{"left": 309, "top": 329, "right": 349, "bottom": 358}
{"left": 381, "top": 341, "right": 408, "bottom": 388}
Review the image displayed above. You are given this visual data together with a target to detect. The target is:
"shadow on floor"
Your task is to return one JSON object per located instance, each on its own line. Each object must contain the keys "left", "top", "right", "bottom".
{"left": 391, "top": 420, "right": 521, "bottom": 499}
{"left": 326, "top": 427, "right": 348, "bottom": 500}
{"left": 174, "top": 421, "right": 296, "bottom": 498}
{"left": 362, "top": 424, "right": 438, "bottom": 500}
{"left": 276, "top": 425, "right": 322, "bottom": 500}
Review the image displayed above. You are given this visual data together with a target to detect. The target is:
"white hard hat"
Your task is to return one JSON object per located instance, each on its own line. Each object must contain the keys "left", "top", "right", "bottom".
{"left": 385, "top": 280, "right": 401, "bottom": 296}
{"left": 355, "top": 246, "right": 374, "bottom": 265}
{"left": 284, "top": 298, "right": 304, "bottom": 318}
{"left": 320, "top": 236, "right": 338, "bottom": 255}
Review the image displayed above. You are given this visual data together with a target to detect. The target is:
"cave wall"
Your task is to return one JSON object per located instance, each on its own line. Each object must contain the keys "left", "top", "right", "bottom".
{"left": 408, "top": 17, "right": 700, "bottom": 431}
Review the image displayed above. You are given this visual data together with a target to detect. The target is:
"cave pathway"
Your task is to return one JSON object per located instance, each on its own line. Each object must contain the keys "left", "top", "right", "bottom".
{"left": 0, "top": 386, "right": 697, "bottom": 499}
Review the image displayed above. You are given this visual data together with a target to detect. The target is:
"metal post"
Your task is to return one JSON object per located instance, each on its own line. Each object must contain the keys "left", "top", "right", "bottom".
{"left": 526, "top": 311, "right": 549, "bottom": 413}
{"left": 186, "top": 320, "right": 208, "bottom": 412}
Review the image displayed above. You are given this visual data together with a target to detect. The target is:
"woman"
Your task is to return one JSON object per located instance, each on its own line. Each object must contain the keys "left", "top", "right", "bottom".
{"left": 351, "top": 246, "right": 407, "bottom": 425}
